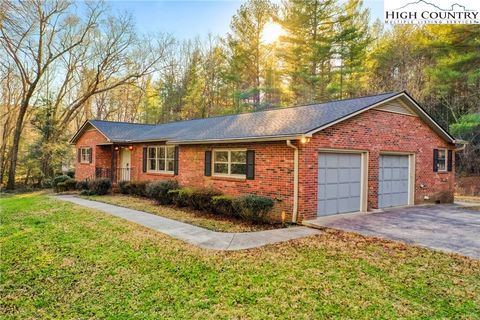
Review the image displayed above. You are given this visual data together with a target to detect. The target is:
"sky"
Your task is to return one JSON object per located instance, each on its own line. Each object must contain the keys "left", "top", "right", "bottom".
{"left": 107, "top": 0, "right": 385, "bottom": 40}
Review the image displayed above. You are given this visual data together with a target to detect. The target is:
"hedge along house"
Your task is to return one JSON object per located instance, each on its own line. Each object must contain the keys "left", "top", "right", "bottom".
{"left": 70, "top": 91, "right": 463, "bottom": 222}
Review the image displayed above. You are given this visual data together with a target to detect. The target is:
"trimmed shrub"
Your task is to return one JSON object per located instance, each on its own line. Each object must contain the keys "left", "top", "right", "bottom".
{"left": 188, "top": 188, "right": 222, "bottom": 211}
{"left": 233, "top": 195, "right": 275, "bottom": 223}
{"left": 56, "top": 182, "right": 68, "bottom": 192}
{"left": 88, "top": 178, "right": 111, "bottom": 195}
{"left": 169, "top": 188, "right": 194, "bottom": 207}
{"left": 118, "top": 181, "right": 132, "bottom": 194}
{"left": 42, "top": 179, "right": 52, "bottom": 189}
{"left": 129, "top": 181, "right": 149, "bottom": 197}
{"left": 64, "top": 179, "right": 78, "bottom": 191}
{"left": 80, "top": 189, "right": 93, "bottom": 196}
{"left": 76, "top": 180, "right": 89, "bottom": 191}
{"left": 146, "top": 180, "right": 179, "bottom": 204}
{"left": 167, "top": 189, "right": 180, "bottom": 205}
{"left": 52, "top": 175, "right": 71, "bottom": 191}
{"left": 211, "top": 195, "right": 238, "bottom": 216}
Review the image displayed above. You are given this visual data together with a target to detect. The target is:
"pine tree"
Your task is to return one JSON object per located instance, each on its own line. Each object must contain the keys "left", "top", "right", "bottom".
{"left": 227, "top": 0, "right": 277, "bottom": 110}
{"left": 279, "top": 0, "right": 337, "bottom": 104}
{"left": 332, "top": 0, "right": 371, "bottom": 98}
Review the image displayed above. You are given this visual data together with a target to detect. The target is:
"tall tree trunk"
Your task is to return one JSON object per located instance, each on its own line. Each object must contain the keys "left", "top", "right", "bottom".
{"left": 6, "top": 101, "right": 28, "bottom": 190}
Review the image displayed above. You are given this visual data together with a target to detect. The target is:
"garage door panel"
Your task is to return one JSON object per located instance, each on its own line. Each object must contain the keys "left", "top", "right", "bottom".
{"left": 338, "top": 183, "right": 349, "bottom": 195}
{"left": 326, "top": 170, "right": 338, "bottom": 183}
{"left": 326, "top": 184, "right": 338, "bottom": 198}
{"left": 350, "top": 156, "right": 361, "bottom": 167}
{"left": 325, "top": 199, "right": 338, "bottom": 214}
{"left": 350, "top": 168, "right": 361, "bottom": 180}
{"left": 339, "top": 155, "right": 350, "bottom": 167}
{"left": 339, "top": 168, "right": 350, "bottom": 182}
{"left": 317, "top": 152, "right": 362, "bottom": 217}
{"left": 318, "top": 184, "right": 325, "bottom": 198}
{"left": 379, "top": 154, "right": 409, "bottom": 208}
{"left": 350, "top": 182, "right": 361, "bottom": 196}
{"left": 326, "top": 154, "right": 338, "bottom": 166}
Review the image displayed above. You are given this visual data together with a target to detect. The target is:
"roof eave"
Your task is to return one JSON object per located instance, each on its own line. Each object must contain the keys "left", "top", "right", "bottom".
{"left": 165, "top": 134, "right": 305, "bottom": 145}
{"left": 69, "top": 120, "right": 111, "bottom": 144}
{"left": 400, "top": 92, "right": 456, "bottom": 143}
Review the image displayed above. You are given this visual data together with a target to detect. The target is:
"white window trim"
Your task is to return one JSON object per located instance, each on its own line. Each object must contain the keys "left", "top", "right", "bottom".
{"left": 212, "top": 149, "right": 247, "bottom": 178}
{"left": 437, "top": 148, "right": 447, "bottom": 172}
{"left": 79, "top": 147, "right": 91, "bottom": 164}
{"left": 147, "top": 145, "right": 175, "bottom": 173}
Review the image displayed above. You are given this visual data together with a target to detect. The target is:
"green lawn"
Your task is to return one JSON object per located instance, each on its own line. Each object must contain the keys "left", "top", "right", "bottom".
{"left": 82, "top": 194, "right": 279, "bottom": 232}
{"left": 1, "top": 193, "right": 479, "bottom": 319}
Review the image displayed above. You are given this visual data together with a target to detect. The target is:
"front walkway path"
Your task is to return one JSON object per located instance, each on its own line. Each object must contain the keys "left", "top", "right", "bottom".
{"left": 54, "top": 195, "right": 320, "bottom": 251}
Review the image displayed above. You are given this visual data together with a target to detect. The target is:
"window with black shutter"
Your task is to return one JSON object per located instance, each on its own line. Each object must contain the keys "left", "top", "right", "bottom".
{"left": 434, "top": 148, "right": 447, "bottom": 172}
{"left": 447, "top": 150, "right": 453, "bottom": 172}
{"left": 205, "top": 151, "right": 212, "bottom": 176}
{"left": 174, "top": 146, "right": 179, "bottom": 175}
{"left": 142, "top": 147, "right": 147, "bottom": 172}
{"left": 246, "top": 150, "right": 255, "bottom": 180}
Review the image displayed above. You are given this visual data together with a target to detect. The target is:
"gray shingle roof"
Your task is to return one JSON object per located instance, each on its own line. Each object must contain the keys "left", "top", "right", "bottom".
{"left": 85, "top": 92, "right": 402, "bottom": 143}
{"left": 89, "top": 121, "right": 156, "bottom": 142}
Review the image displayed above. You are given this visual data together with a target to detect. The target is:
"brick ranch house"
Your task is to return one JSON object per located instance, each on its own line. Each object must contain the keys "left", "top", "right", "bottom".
{"left": 71, "top": 91, "right": 463, "bottom": 222}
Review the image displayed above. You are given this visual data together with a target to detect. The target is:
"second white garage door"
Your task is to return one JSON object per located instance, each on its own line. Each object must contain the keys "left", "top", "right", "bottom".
{"left": 317, "top": 152, "right": 362, "bottom": 216}
{"left": 378, "top": 155, "right": 410, "bottom": 208}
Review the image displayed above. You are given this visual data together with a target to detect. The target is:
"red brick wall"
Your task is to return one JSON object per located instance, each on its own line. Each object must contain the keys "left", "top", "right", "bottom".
{"left": 74, "top": 129, "right": 109, "bottom": 181}
{"left": 297, "top": 109, "right": 455, "bottom": 220}
{"left": 127, "top": 142, "right": 295, "bottom": 219}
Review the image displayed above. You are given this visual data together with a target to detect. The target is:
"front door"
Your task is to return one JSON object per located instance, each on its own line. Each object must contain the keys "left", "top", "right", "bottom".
{"left": 120, "top": 148, "right": 131, "bottom": 181}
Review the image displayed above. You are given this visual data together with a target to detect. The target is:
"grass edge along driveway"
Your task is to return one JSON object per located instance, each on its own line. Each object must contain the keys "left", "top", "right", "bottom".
{"left": 1, "top": 192, "right": 479, "bottom": 319}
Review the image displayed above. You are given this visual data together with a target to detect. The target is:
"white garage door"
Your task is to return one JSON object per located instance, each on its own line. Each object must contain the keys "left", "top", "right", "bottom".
{"left": 379, "top": 155, "right": 409, "bottom": 208}
{"left": 317, "top": 153, "right": 362, "bottom": 216}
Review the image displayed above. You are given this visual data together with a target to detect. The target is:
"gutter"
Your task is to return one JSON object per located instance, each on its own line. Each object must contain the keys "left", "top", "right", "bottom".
{"left": 286, "top": 140, "right": 299, "bottom": 223}
{"left": 454, "top": 139, "right": 468, "bottom": 152}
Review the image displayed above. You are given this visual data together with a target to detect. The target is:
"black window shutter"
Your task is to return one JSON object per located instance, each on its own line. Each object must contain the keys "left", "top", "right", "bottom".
{"left": 447, "top": 150, "right": 453, "bottom": 172}
{"left": 88, "top": 148, "right": 93, "bottom": 163}
{"left": 143, "top": 147, "right": 147, "bottom": 172}
{"left": 205, "top": 151, "right": 212, "bottom": 176}
{"left": 246, "top": 150, "right": 255, "bottom": 180}
{"left": 433, "top": 148, "right": 438, "bottom": 172}
{"left": 77, "top": 149, "right": 81, "bottom": 163}
{"left": 174, "top": 146, "right": 179, "bottom": 175}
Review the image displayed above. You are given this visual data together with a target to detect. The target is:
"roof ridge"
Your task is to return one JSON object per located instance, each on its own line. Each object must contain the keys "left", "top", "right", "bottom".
{"left": 88, "top": 92, "right": 399, "bottom": 127}
{"left": 90, "top": 119, "right": 156, "bottom": 126}
{"left": 143, "top": 91, "right": 401, "bottom": 127}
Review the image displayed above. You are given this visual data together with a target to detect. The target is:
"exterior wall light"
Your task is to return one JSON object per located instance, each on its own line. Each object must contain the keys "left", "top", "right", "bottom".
{"left": 300, "top": 137, "right": 310, "bottom": 144}
{"left": 114, "top": 146, "right": 119, "bottom": 151}
{"left": 128, "top": 145, "right": 133, "bottom": 150}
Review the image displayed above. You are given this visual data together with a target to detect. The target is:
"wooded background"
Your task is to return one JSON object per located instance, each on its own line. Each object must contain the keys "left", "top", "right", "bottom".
{"left": 1, "top": 0, "right": 479, "bottom": 189}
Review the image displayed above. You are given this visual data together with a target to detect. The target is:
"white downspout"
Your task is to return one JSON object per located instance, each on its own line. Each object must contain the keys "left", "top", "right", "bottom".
{"left": 286, "top": 140, "right": 299, "bottom": 223}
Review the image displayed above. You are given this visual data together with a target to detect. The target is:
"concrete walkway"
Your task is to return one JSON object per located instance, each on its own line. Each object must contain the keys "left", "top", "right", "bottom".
{"left": 54, "top": 195, "right": 320, "bottom": 251}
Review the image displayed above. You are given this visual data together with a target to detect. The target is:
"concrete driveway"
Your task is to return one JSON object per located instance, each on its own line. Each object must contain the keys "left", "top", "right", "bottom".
{"left": 305, "top": 204, "right": 480, "bottom": 259}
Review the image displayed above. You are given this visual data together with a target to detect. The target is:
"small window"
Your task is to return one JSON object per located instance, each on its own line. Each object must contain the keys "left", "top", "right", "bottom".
{"left": 213, "top": 150, "right": 247, "bottom": 177}
{"left": 79, "top": 147, "right": 91, "bottom": 163}
{"left": 437, "top": 149, "right": 447, "bottom": 172}
{"left": 147, "top": 146, "right": 175, "bottom": 173}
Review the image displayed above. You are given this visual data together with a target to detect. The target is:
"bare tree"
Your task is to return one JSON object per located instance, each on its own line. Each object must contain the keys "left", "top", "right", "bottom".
{"left": 0, "top": 0, "right": 172, "bottom": 189}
